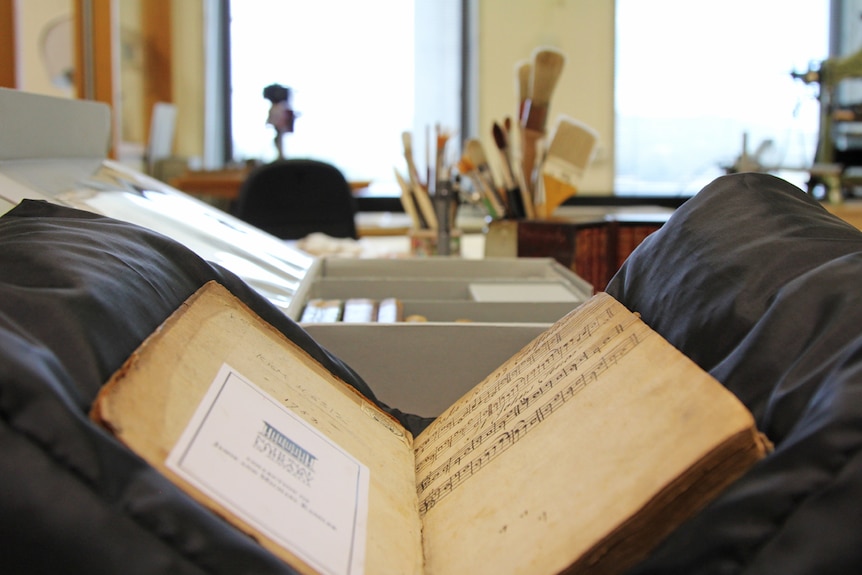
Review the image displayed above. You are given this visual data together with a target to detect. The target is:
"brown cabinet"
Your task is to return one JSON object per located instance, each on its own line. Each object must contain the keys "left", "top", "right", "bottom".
{"left": 514, "top": 213, "right": 670, "bottom": 292}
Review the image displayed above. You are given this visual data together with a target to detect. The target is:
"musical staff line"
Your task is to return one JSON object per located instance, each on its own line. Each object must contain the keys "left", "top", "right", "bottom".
{"left": 414, "top": 302, "right": 617, "bottom": 460}
{"left": 416, "top": 328, "right": 645, "bottom": 516}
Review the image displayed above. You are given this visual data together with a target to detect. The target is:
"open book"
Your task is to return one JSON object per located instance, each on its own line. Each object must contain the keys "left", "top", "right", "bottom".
{"left": 91, "top": 281, "right": 770, "bottom": 575}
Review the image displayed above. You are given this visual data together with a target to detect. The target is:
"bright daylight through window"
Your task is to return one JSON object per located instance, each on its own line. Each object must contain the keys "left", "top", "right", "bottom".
{"left": 615, "top": 0, "right": 829, "bottom": 195}
{"left": 229, "top": 1, "right": 415, "bottom": 185}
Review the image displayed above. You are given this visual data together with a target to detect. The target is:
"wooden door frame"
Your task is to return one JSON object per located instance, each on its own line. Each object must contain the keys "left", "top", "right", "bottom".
{"left": 141, "top": 0, "right": 173, "bottom": 140}
{"left": 73, "top": 0, "right": 173, "bottom": 158}
{"left": 73, "top": 0, "right": 117, "bottom": 156}
{"left": 0, "top": 0, "right": 16, "bottom": 88}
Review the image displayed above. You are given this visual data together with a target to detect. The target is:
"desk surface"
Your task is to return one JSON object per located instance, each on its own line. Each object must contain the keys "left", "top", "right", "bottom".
{"left": 293, "top": 233, "right": 486, "bottom": 260}
{"left": 825, "top": 200, "right": 862, "bottom": 231}
{"left": 170, "top": 168, "right": 373, "bottom": 201}
{"left": 169, "top": 168, "right": 250, "bottom": 200}
{"left": 355, "top": 209, "right": 488, "bottom": 237}
{"left": 364, "top": 234, "right": 485, "bottom": 259}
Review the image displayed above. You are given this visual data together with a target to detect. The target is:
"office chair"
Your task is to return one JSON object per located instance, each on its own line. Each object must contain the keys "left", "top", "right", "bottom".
{"left": 232, "top": 159, "right": 359, "bottom": 240}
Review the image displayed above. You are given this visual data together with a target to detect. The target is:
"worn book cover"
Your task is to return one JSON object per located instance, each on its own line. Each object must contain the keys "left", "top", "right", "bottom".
{"left": 91, "top": 281, "right": 769, "bottom": 575}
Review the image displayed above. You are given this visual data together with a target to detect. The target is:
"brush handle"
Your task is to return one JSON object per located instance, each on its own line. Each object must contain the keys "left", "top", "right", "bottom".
{"left": 433, "top": 180, "right": 453, "bottom": 256}
{"left": 521, "top": 99, "right": 549, "bottom": 132}
{"left": 413, "top": 184, "right": 438, "bottom": 230}
{"left": 520, "top": 99, "right": 549, "bottom": 219}
{"left": 476, "top": 175, "right": 506, "bottom": 219}
{"left": 506, "top": 187, "right": 526, "bottom": 219}
{"left": 404, "top": 153, "right": 438, "bottom": 230}
{"left": 394, "top": 169, "right": 425, "bottom": 229}
{"left": 520, "top": 128, "right": 542, "bottom": 219}
{"left": 491, "top": 135, "right": 517, "bottom": 192}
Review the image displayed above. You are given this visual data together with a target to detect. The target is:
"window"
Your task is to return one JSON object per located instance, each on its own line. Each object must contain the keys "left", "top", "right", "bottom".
{"left": 226, "top": 2, "right": 829, "bottom": 196}
{"left": 614, "top": 0, "right": 829, "bottom": 195}
{"left": 227, "top": 0, "right": 463, "bottom": 186}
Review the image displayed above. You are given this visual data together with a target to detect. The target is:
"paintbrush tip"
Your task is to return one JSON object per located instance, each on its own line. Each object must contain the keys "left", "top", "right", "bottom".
{"left": 464, "top": 139, "right": 489, "bottom": 166}
{"left": 492, "top": 122, "right": 507, "bottom": 150}
{"left": 546, "top": 117, "right": 599, "bottom": 169}
{"left": 458, "top": 157, "right": 475, "bottom": 173}
{"left": 532, "top": 46, "right": 565, "bottom": 65}
{"left": 529, "top": 47, "right": 566, "bottom": 105}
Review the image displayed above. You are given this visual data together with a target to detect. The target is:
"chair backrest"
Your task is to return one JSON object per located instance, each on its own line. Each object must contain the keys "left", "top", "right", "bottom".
{"left": 232, "top": 159, "right": 358, "bottom": 239}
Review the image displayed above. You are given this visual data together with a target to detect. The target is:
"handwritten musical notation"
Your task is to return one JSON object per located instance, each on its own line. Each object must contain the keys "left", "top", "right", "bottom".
{"left": 414, "top": 295, "right": 650, "bottom": 516}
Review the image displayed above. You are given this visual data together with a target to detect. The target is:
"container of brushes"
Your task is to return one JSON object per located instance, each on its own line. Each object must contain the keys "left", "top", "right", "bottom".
{"left": 483, "top": 219, "right": 519, "bottom": 258}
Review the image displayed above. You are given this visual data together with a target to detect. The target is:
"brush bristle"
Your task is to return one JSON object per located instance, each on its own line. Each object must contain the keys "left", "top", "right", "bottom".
{"left": 532, "top": 47, "right": 565, "bottom": 71}
{"left": 464, "top": 139, "right": 488, "bottom": 167}
{"left": 458, "top": 157, "right": 476, "bottom": 173}
{"left": 492, "top": 122, "right": 507, "bottom": 151}
{"left": 530, "top": 48, "right": 565, "bottom": 104}
{"left": 547, "top": 117, "right": 598, "bottom": 167}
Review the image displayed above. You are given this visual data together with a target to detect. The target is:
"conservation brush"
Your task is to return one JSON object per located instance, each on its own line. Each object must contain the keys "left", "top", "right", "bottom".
{"left": 492, "top": 121, "right": 529, "bottom": 218}
{"left": 393, "top": 168, "right": 424, "bottom": 229}
{"left": 401, "top": 131, "right": 437, "bottom": 230}
{"left": 458, "top": 157, "right": 505, "bottom": 220}
{"left": 464, "top": 138, "right": 508, "bottom": 218}
{"left": 537, "top": 116, "right": 598, "bottom": 218}
{"left": 520, "top": 47, "right": 565, "bottom": 203}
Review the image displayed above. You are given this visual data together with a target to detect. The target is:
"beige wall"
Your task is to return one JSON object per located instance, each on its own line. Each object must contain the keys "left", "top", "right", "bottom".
{"left": 12, "top": 0, "right": 206, "bottom": 164}
{"left": 118, "top": 0, "right": 144, "bottom": 144}
{"left": 14, "top": 0, "right": 75, "bottom": 98}
{"left": 478, "top": 0, "right": 615, "bottom": 194}
{"left": 171, "top": 0, "right": 204, "bottom": 161}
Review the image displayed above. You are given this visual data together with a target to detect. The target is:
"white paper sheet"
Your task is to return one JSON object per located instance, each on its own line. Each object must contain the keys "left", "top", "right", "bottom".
{"left": 167, "top": 363, "right": 369, "bottom": 575}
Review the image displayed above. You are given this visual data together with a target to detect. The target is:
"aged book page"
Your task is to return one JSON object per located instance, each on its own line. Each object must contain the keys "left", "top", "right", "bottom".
{"left": 91, "top": 281, "right": 422, "bottom": 575}
{"left": 93, "top": 283, "right": 767, "bottom": 575}
{"left": 414, "top": 293, "right": 767, "bottom": 575}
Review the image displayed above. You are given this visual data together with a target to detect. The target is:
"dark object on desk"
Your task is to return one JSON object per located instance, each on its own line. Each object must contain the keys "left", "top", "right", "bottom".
{"left": 232, "top": 159, "right": 358, "bottom": 240}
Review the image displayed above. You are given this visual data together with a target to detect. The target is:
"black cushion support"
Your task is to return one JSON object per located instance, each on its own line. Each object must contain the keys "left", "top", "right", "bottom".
{"left": 608, "top": 173, "right": 862, "bottom": 575}
{"left": 0, "top": 199, "right": 428, "bottom": 574}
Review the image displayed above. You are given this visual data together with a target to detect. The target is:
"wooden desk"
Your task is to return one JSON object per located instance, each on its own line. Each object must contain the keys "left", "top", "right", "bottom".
{"left": 169, "top": 168, "right": 250, "bottom": 201}
{"left": 291, "top": 234, "right": 485, "bottom": 259}
{"left": 355, "top": 212, "right": 412, "bottom": 237}
{"left": 354, "top": 209, "right": 488, "bottom": 237}
{"left": 825, "top": 200, "right": 862, "bottom": 231}
{"left": 170, "top": 168, "right": 373, "bottom": 203}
